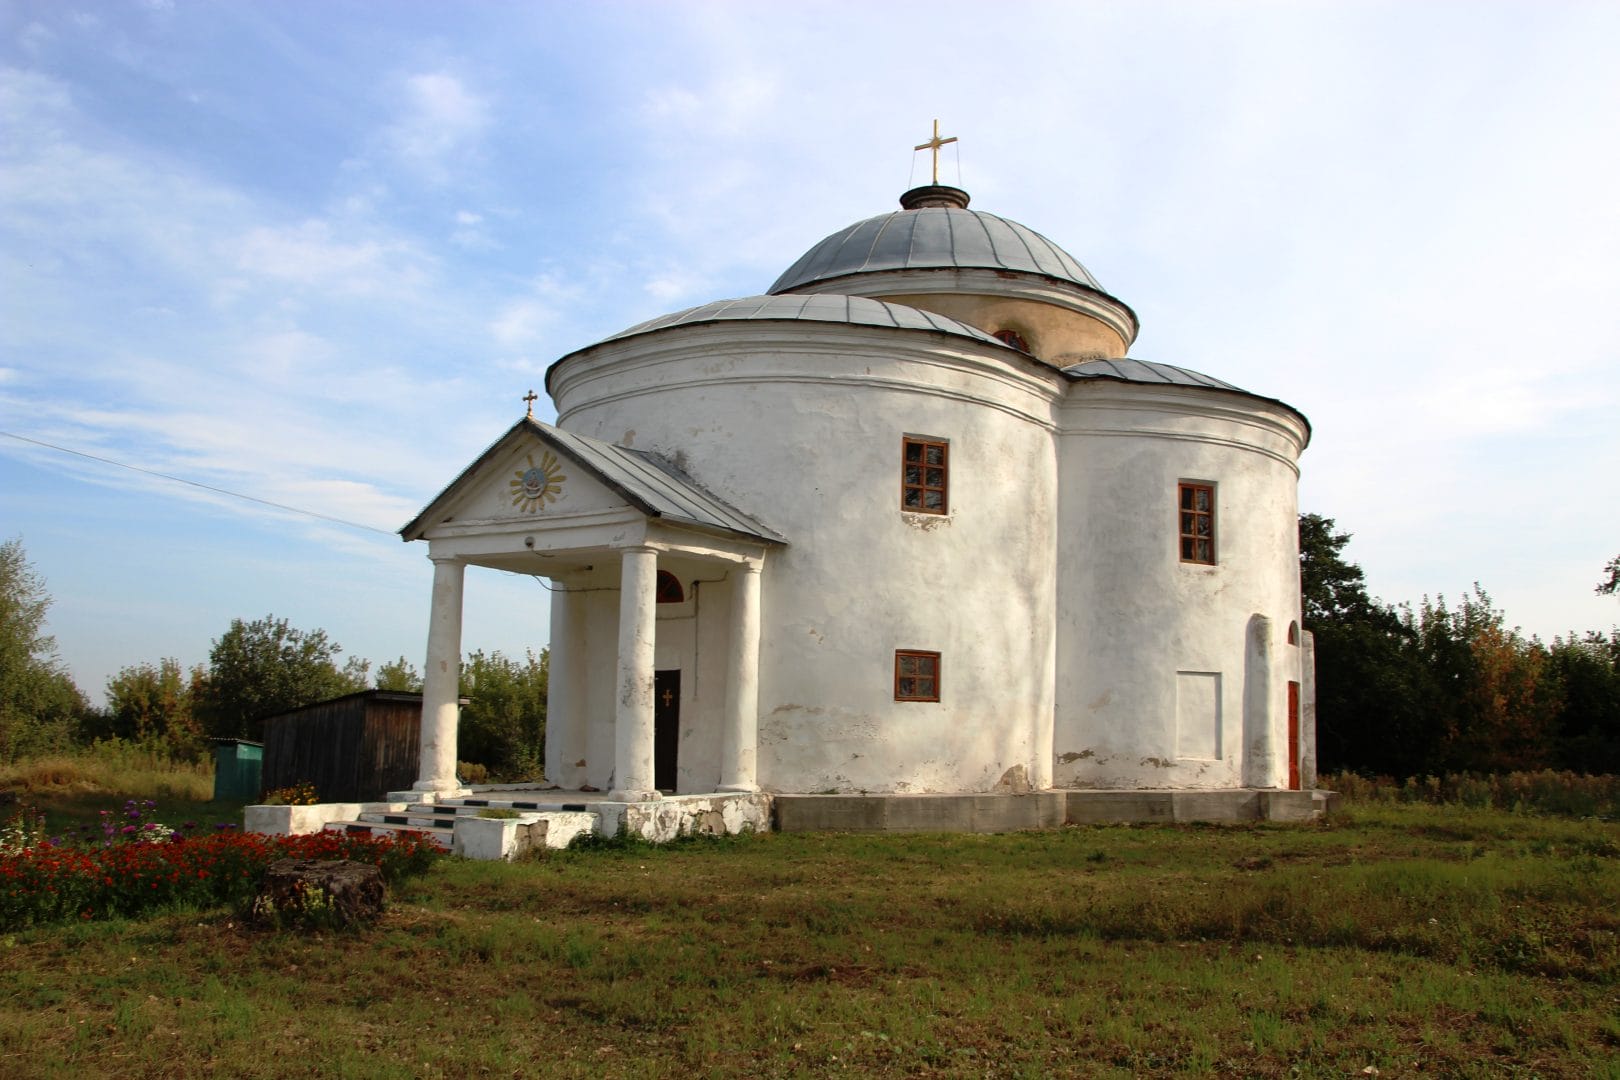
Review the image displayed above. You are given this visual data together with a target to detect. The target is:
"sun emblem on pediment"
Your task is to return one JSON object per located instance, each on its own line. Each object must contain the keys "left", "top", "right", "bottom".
{"left": 509, "top": 450, "right": 566, "bottom": 513}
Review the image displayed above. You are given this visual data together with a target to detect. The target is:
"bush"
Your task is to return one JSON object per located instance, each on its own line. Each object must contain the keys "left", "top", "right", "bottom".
{"left": 0, "top": 742, "right": 213, "bottom": 801}
{"left": 261, "top": 781, "right": 319, "bottom": 806}
{"left": 1322, "top": 769, "right": 1620, "bottom": 818}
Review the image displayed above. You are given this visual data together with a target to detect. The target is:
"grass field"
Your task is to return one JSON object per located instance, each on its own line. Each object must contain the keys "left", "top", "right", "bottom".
{"left": 2, "top": 796, "right": 1617, "bottom": 1078}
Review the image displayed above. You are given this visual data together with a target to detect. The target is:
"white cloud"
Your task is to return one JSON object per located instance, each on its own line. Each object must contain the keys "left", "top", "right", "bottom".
{"left": 235, "top": 220, "right": 429, "bottom": 297}
{"left": 450, "top": 208, "right": 495, "bottom": 251}
{"left": 385, "top": 71, "right": 490, "bottom": 181}
{"left": 489, "top": 274, "right": 581, "bottom": 350}
{"left": 19, "top": 22, "right": 54, "bottom": 54}
{"left": 643, "top": 270, "right": 706, "bottom": 305}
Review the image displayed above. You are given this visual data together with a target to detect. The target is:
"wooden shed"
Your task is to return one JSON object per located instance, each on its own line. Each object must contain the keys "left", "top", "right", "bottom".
{"left": 260, "top": 690, "right": 421, "bottom": 802}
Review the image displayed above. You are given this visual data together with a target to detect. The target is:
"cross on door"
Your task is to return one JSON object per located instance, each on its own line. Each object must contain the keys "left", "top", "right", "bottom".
{"left": 661, "top": 689, "right": 674, "bottom": 707}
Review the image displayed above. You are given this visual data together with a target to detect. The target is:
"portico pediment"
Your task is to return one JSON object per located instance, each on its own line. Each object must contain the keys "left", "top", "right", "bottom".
{"left": 409, "top": 434, "right": 636, "bottom": 539}
{"left": 401, "top": 418, "right": 786, "bottom": 548}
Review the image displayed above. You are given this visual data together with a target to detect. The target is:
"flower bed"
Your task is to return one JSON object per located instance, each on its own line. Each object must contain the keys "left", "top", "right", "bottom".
{"left": 0, "top": 823, "right": 440, "bottom": 931}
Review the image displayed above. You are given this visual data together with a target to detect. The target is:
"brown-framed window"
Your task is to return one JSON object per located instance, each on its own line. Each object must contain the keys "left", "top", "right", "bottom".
{"left": 895, "top": 650, "right": 941, "bottom": 702}
{"left": 1179, "top": 482, "right": 1216, "bottom": 564}
{"left": 903, "top": 437, "right": 948, "bottom": 515}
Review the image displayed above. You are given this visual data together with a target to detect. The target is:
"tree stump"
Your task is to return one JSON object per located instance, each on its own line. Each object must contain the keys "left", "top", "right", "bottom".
{"left": 253, "top": 858, "right": 385, "bottom": 927}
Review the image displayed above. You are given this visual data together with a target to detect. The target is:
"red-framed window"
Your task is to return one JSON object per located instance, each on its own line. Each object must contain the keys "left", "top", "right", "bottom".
{"left": 895, "top": 650, "right": 941, "bottom": 702}
{"left": 1179, "top": 482, "right": 1216, "bottom": 564}
{"left": 903, "top": 437, "right": 948, "bottom": 515}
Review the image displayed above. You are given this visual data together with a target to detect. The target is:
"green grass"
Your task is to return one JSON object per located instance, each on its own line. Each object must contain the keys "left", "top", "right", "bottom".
{"left": 2, "top": 799, "right": 1617, "bottom": 1077}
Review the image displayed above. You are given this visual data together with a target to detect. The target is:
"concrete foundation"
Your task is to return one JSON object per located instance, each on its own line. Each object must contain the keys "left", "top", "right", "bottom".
{"left": 775, "top": 788, "right": 1335, "bottom": 832}
{"left": 247, "top": 788, "right": 1334, "bottom": 858}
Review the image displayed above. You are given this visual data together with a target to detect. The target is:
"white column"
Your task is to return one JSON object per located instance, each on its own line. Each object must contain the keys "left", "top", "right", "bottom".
{"left": 414, "top": 555, "right": 466, "bottom": 794}
{"left": 544, "top": 581, "right": 589, "bottom": 789}
{"left": 719, "top": 561, "right": 762, "bottom": 792}
{"left": 610, "top": 546, "right": 660, "bottom": 801}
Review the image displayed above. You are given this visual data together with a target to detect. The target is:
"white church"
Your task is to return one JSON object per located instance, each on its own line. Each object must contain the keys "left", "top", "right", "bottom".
{"left": 392, "top": 155, "right": 1322, "bottom": 836}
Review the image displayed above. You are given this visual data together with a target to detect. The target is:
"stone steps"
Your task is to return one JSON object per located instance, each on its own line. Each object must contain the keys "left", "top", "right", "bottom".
{"left": 324, "top": 818, "right": 455, "bottom": 849}
{"left": 321, "top": 800, "right": 604, "bottom": 858}
{"left": 266, "top": 791, "right": 773, "bottom": 859}
{"left": 437, "top": 796, "right": 603, "bottom": 813}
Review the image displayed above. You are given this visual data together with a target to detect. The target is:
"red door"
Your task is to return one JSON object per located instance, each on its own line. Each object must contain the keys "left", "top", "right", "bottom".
{"left": 1287, "top": 681, "right": 1301, "bottom": 790}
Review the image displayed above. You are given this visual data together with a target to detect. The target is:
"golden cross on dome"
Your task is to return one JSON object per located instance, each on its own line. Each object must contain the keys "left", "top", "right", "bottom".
{"left": 522, "top": 389, "right": 538, "bottom": 418}
{"left": 913, "top": 119, "right": 958, "bottom": 185}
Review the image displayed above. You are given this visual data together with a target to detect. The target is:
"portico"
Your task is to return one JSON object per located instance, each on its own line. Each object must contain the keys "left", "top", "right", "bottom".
{"left": 399, "top": 419, "right": 783, "bottom": 800}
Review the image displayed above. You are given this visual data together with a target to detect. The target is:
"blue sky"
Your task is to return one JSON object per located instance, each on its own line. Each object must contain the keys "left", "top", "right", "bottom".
{"left": 3, "top": 0, "right": 1617, "bottom": 702}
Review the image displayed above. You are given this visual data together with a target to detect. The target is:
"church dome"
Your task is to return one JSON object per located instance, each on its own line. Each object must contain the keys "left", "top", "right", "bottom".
{"left": 769, "top": 187, "right": 1107, "bottom": 296}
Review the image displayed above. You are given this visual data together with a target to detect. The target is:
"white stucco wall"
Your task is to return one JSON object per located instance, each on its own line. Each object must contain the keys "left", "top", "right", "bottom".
{"left": 551, "top": 322, "right": 1063, "bottom": 794}
{"left": 1052, "top": 384, "right": 1307, "bottom": 789}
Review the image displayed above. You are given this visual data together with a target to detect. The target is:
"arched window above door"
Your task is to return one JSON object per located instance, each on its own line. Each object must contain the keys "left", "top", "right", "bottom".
{"left": 656, "top": 570, "right": 685, "bottom": 604}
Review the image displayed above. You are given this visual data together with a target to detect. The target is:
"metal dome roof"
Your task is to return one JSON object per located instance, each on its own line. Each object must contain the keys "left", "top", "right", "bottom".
{"left": 769, "top": 205, "right": 1106, "bottom": 295}
{"left": 1061, "top": 357, "right": 1244, "bottom": 391}
{"left": 1063, "top": 357, "right": 1312, "bottom": 439}
{"left": 591, "top": 293, "right": 1018, "bottom": 350}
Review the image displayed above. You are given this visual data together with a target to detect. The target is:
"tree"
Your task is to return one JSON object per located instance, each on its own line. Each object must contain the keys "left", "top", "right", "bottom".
{"left": 0, "top": 538, "right": 88, "bottom": 761}
{"left": 1409, "top": 587, "right": 1561, "bottom": 773}
{"left": 197, "top": 615, "right": 368, "bottom": 741}
{"left": 96, "top": 658, "right": 209, "bottom": 760}
{"left": 1299, "top": 516, "right": 1442, "bottom": 776}
{"left": 1545, "top": 630, "right": 1620, "bottom": 774}
{"left": 457, "top": 648, "right": 548, "bottom": 780}
{"left": 1598, "top": 555, "right": 1620, "bottom": 597}
{"left": 374, "top": 656, "right": 423, "bottom": 693}
{"left": 1299, "top": 513, "right": 1376, "bottom": 623}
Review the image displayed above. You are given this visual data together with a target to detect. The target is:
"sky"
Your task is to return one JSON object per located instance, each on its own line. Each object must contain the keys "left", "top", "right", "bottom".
{"left": 3, "top": 0, "right": 1617, "bottom": 704}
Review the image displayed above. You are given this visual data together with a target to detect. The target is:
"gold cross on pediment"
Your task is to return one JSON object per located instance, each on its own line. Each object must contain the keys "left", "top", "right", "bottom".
{"left": 522, "top": 389, "right": 538, "bottom": 418}
{"left": 913, "top": 119, "right": 958, "bottom": 185}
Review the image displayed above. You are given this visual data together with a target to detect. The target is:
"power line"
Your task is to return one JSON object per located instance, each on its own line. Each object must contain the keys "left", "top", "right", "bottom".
{"left": 0, "top": 429, "right": 397, "bottom": 537}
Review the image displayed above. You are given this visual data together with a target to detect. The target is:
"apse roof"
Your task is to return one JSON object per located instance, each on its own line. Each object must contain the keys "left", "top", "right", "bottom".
{"left": 1061, "top": 357, "right": 1244, "bottom": 391}
{"left": 769, "top": 207, "right": 1106, "bottom": 295}
{"left": 1063, "top": 357, "right": 1312, "bottom": 439}
{"left": 588, "top": 293, "right": 1016, "bottom": 351}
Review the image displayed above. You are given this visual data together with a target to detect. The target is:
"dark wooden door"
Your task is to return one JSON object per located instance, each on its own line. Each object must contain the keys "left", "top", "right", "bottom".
{"left": 654, "top": 670, "right": 680, "bottom": 792}
{"left": 1287, "top": 680, "right": 1301, "bottom": 790}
